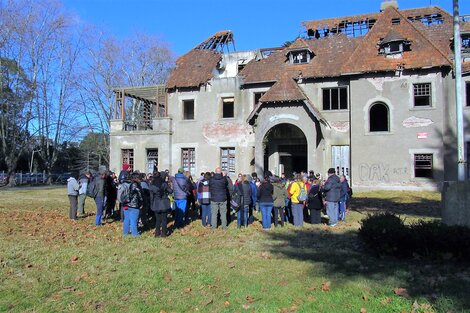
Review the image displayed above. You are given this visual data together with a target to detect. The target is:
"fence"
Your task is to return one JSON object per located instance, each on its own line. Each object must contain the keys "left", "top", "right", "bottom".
{"left": 0, "top": 171, "right": 52, "bottom": 186}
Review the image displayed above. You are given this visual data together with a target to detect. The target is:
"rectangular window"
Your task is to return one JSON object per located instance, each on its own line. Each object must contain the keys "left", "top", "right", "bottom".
{"left": 466, "top": 82, "right": 470, "bottom": 107}
{"left": 322, "top": 87, "right": 348, "bottom": 110}
{"left": 181, "top": 148, "right": 196, "bottom": 176}
{"left": 183, "top": 99, "right": 194, "bottom": 120}
{"left": 220, "top": 147, "right": 236, "bottom": 176}
{"left": 414, "top": 153, "right": 433, "bottom": 178}
{"left": 413, "top": 83, "right": 432, "bottom": 107}
{"left": 121, "top": 149, "right": 134, "bottom": 171}
{"left": 254, "top": 92, "right": 265, "bottom": 107}
{"left": 222, "top": 97, "right": 234, "bottom": 118}
{"left": 146, "top": 149, "right": 158, "bottom": 174}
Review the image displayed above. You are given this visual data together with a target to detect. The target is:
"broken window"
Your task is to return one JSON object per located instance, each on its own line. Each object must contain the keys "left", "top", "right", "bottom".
{"left": 289, "top": 50, "right": 310, "bottom": 64}
{"left": 121, "top": 149, "right": 134, "bottom": 171}
{"left": 146, "top": 149, "right": 158, "bottom": 174}
{"left": 466, "top": 82, "right": 470, "bottom": 107}
{"left": 369, "top": 102, "right": 389, "bottom": 132}
{"left": 322, "top": 87, "right": 348, "bottom": 110}
{"left": 413, "top": 83, "right": 432, "bottom": 107}
{"left": 463, "top": 35, "right": 470, "bottom": 53}
{"left": 391, "top": 18, "right": 401, "bottom": 25}
{"left": 254, "top": 92, "right": 265, "bottom": 107}
{"left": 221, "top": 147, "right": 236, "bottom": 176}
{"left": 183, "top": 99, "right": 194, "bottom": 120}
{"left": 181, "top": 148, "right": 196, "bottom": 176}
{"left": 414, "top": 154, "right": 433, "bottom": 178}
{"left": 222, "top": 97, "right": 235, "bottom": 118}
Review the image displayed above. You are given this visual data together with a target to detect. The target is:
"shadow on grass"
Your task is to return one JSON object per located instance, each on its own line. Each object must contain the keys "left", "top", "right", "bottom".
{"left": 265, "top": 228, "right": 470, "bottom": 311}
{"left": 349, "top": 196, "right": 440, "bottom": 219}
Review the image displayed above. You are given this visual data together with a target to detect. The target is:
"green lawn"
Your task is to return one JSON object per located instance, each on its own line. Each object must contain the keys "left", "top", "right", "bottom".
{"left": 0, "top": 187, "right": 469, "bottom": 312}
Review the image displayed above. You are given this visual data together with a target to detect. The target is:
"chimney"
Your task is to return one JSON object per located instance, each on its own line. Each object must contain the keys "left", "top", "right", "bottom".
{"left": 380, "top": 0, "right": 399, "bottom": 11}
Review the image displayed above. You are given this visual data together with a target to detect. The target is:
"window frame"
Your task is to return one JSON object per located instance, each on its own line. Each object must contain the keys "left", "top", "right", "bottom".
{"left": 466, "top": 81, "right": 470, "bottom": 107}
{"left": 413, "top": 83, "right": 432, "bottom": 107}
{"left": 369, "top": 102, "right": 390, "bottom": 133}
{"left": 121, "top": 149, "right": 134, "bottom": 171}
{"left": 221, "top": 97, "right": 235, "bottom": 119}
{"left": 181, "top": 148, "right": 196, "bottom": 176}
{"left": 414, "top": 153, "right": 433, "bottom": 178}
{"left": 182, "top": 99, "right": 195, "bottom": 120}
{"left": 322, "top": 87, "right": 349, "bottom": 111}
{"left": 220, "top": 147, "right": 236, "bottom": 176}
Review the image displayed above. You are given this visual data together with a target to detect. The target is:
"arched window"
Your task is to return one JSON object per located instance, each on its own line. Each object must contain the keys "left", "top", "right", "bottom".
{"left": 369, "top": 102, "right": 389, "bottom": 132}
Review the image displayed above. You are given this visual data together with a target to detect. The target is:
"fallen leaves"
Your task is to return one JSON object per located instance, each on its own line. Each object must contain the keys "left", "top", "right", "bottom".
{"left": 163, "top": 272, "right": 172, "bottom": 283}
{"left": 393, "top": 287, "right": 410, "bottom": 299}
{"left": 70, "top": 255, "right": 79, "bottom": 263}
{"left": 321, "top": 281, "right": 331, "bottom": 292}
{"left": 360, "top": 308, "right": 367, "bottom": 313}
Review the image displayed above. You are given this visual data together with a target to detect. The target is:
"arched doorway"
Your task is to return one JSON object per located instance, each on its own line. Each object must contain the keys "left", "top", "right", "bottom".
{"left": 263, "top": 123, "right": 307, "bottom": 177}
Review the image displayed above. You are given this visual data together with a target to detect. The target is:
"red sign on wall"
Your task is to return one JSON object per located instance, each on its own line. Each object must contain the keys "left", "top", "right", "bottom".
{"left": 417, "top": 132, "right": 428, "bottom": 139}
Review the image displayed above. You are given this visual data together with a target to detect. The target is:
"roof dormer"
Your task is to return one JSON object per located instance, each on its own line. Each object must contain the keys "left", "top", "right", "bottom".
{"left": 378, "top": 30, "right": 411, "bottom": 58}
{"left": 286, "top": 48, "right": 313, "bottom": 64}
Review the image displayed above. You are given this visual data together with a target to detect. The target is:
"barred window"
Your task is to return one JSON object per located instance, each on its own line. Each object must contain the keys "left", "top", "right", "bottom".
{"left": 220, "top": 147, "right": 235, "bottom": 176}
{"left": 413, "top": 83, "right": 432, "bottom": 107}
{"left": 414, "top": 154, "right": 433, "bottom": 178}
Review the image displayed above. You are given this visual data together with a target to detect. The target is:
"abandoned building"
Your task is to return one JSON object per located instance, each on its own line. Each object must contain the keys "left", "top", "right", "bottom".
{"left": 109, "top": 1, "right": 470, "bottom": 190}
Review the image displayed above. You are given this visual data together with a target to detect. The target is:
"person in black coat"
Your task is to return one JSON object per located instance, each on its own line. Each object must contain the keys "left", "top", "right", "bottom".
{"left": 149, "top": 172, "right": 173, "bottom": 237}
{"left": 236, "top": 174, "right": 252, "bottom": 228}
{"left": 307, "top": 179, "right": 323, "bottom": 224}
{"left": 210, "top": 167, "right": 229, "bottom": 230}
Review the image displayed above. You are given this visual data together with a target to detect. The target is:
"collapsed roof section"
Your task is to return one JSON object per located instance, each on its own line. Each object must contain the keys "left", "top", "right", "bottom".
{"left": 240, "top": 5, "right": 455, "bottom": 86}
{"left": 166, "top": 31, "right": 235, "bottom": 90}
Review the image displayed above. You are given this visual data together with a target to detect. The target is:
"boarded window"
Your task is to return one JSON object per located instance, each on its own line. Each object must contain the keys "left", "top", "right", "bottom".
{"left": 466, "top": 82, "right": 470, "bottom": 107}
{"left": 183, "top": 99, "right": 194, "bottom": 120}
{"left": 322, "top": 87, "right": 348, "bottom": 110}
{"left": 121, "top": 149, "right": 134, "bottom": 171}
{"left": 181, "top": 148, "right": 196, "bottom": 176}
{"left": 414, "top": 154, "right": 433, "bottom": 178}
{"left": 221, "top": 147, "right": 236, "bottom": 176}
{"left": 222, "top": 97, "right": 234, "bottom": 118}
{"left": 369, "top": 102, "right": 389, "bottom": 132}
{"left": 414, "top": 83, "right": 432, "bottom": 107}
{"left": 146, "top": 149, "right": 158, "bottom": 174}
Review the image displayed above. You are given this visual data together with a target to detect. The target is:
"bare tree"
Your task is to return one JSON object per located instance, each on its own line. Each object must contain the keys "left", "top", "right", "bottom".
{"left": 79, "top": 31, "right": 175, "bottom": 165}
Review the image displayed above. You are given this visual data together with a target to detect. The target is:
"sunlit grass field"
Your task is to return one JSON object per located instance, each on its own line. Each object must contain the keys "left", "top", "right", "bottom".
{"left": 1, "top": 187, "right": 469, "bottom": 312}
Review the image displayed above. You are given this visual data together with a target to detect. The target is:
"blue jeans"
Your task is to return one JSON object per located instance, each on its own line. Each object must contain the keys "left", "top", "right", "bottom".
{"left": 292, "top": 203, "right": 304, "bottom": 227}
{"left": 123, "top": 207, "right": 140, "bottom": 236}
{"left": 94, "top": 196, "right": 104, "bottom": 225}
{"left": 201, "top": 204, "right": 212, "bottom": 227}
{"left": 174, "top": 199, "right": 187, "bottom": 228}
{"left": 339, "top": 201, "right": 346, "bottom": 221}
{"left": 237, "top": 205, "right": 249, "bottom": 227}
{"left": 326, "top": 201, "right": 339, "bottom": 226}
{"left": 259, "top": 203, "right": 273, "bottom": 229}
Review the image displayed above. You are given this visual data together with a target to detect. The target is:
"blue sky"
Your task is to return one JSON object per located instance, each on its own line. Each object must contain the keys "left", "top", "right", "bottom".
{"left": 63, "top": 0, "right": 470, "bottom": 56}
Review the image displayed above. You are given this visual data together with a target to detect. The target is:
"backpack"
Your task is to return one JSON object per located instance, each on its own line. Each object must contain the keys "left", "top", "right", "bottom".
{"left": 86, "top": 177, "right": 98, "bottom": 198}
{"left": 347, "top": 186, "right": 353, "bottom": 198}
{"left": 297, "top": 183, "right": 308, "bottom": 202}
{"left": 230, "top": 184, "right": 243, "bottom": 212}
{"left": 118, "top": 182, "right": 131, "bottom": 204}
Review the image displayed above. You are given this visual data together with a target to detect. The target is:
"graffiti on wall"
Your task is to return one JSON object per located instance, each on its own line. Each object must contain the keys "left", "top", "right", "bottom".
{"left": 359, "top": 163, "right": 408, "bottom": 182}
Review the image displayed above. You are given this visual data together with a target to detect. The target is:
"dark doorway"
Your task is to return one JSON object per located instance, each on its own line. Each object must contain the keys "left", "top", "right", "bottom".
{"left": 263, "top": 124, "right": 307, "bottom": 177}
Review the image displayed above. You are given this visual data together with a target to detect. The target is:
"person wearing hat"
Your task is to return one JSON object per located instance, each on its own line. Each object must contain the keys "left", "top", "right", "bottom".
{"left": 171, "top": 168, "right": 190, "bottom": 228}
{"left": 322, "top": 168, "right": 341, "bottom": 227}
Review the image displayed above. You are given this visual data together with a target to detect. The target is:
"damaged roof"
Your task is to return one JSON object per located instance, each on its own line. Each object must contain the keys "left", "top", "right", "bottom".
{"left": 240, "top": 6, "right": 458, "bottom": 85}
{"left": 166, "top": 31, "right": 234, "bottom": 90}
{"left": 259, "top": 75, "right": 306, "bottom": 103}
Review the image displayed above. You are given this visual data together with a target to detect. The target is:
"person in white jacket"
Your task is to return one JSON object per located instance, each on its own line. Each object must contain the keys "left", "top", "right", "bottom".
{"left": 67, "top": 175, "right": 80, "bottom": 220}
{"left": 78, "top": 172, "right": 91, "bottom": 217}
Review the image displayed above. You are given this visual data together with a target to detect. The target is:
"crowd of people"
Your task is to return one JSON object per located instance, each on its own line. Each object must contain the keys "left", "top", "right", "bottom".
{"left": 66, "top": 164, "right": 351, "bottom": 237}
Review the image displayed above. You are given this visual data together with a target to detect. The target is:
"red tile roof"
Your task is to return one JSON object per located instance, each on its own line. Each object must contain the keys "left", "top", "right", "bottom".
{"left": 259, "top": 75, "right": 306, "bottom": 103}
{"left": 166, "top": 49, "right": 221, "bottom": 89}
